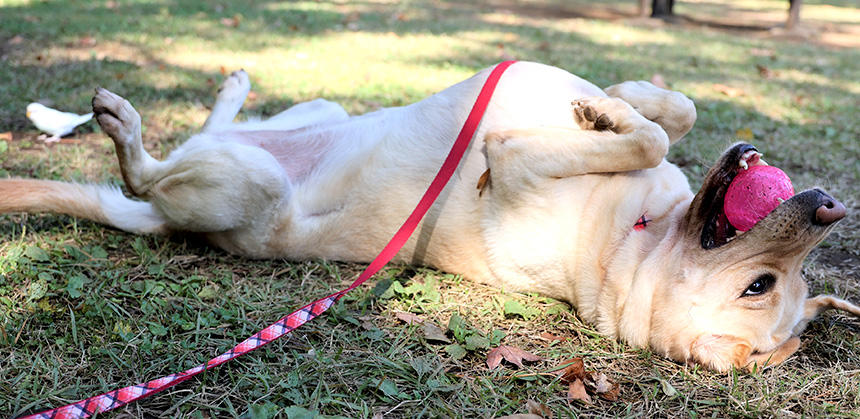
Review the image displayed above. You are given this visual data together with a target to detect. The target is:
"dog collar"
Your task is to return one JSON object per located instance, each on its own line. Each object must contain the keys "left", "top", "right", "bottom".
{"left": 634, "top": 213, "right": 651, "bottom": 231}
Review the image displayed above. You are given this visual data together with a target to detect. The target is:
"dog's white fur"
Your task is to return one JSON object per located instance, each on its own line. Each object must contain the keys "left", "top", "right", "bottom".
{"left": 3, "top": 62, "right": 857, "bottom": 371}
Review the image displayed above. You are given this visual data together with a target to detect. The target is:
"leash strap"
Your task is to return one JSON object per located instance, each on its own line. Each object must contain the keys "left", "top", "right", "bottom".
{"left": 21, "top": 60, "right": 516, "bottom": 419}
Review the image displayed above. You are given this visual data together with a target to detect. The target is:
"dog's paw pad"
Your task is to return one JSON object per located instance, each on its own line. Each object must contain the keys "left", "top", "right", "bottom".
{"left": 594, "top": 113, "right": 614, "bottom": 131}
{"left": 92, "top": 88, "right": 141, "bottom": 144}
{"left": 572, "top": 99, "right": 615, "bottom": 132}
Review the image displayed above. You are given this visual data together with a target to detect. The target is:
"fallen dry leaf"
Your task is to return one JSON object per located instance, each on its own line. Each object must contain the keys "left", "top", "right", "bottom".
{"left": 585, "top": 372, "right": 620, "bottom": 401}
{"left": 421, "top": 322, "right": 451, "bottom": 343}
{"left": 567, "top": 378, "right": 592, "bottom": 404}
{"left": 487, "top": 345, "right": 544, "bottom": 369}
{"left": 650, "top": 73, "right": 668, "bottom": 89}
{"left": 526, "top": 399, "right": 553, "bottom": 418}
{"left": 538, "top": 332, "right": 568, "bottom": 343}
{"left": 8, "top": 35, "right": 24, "bottom": 45}
{"left": 756, "top": 64, "right": 777, "bottom": 79}
{"left": 495, "top": 415, "right": 542, "bottom": 419}
{"left": 556, "top": 358, "right": 585, "bottom": 383}
{"left": 0, "top": 132, "right": 12, "bottom": 141}
{"left": 394, "top": 311, "right": 424, "bottom": 325}
{"left": 221, "top": 14, "right": 241, "bottom": 28}
{"left": 476, "top": 168, "right": 490, "bottom": 196}
{"left": 713, "top": 83, "right": 745, "bottom": 97}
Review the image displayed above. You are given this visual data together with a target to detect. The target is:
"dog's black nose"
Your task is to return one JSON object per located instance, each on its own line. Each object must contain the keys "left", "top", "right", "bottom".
{"left": 815, "top": 197, "right": 846, "bottom": 225}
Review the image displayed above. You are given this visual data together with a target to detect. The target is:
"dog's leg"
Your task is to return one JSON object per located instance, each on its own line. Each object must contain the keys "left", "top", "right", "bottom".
{"left": 92, "top": 87, "right": 166, "bottom": 196}
{"left": 93, "top": 88, "right": 287, "bottom": 233}
{"left": 484, "top": 96, "right": 669, "bottom": 194}
{"left": 604, "top": 81, "right": 696, "bottom": 144}
{"left": 201, "top": 70, "right": 251, "bottom": 133}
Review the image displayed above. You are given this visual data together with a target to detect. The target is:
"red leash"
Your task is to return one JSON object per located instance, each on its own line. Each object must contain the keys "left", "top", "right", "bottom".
{"left": 19, "top": 60, "right": 517, "bottom": 419}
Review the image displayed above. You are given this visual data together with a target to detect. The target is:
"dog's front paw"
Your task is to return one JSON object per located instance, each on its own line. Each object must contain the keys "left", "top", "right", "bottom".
{"left": 92, "top": 87, "right": 142, "bottom": 145}
{"left": 572, "top": 98, "right": 614, "bottom": 131}
{"left": 571, "top": 97, "right": 637, "bottom": 133}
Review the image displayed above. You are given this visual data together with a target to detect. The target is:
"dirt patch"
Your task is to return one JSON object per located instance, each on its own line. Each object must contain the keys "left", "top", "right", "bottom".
{"left": 813, "top": 247, "right": 858, "bottom": 271}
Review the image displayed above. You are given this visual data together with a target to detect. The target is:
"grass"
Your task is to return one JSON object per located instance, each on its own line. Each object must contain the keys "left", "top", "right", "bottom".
{"left": 1, "top": 0, "right": 859, "bottom": 417}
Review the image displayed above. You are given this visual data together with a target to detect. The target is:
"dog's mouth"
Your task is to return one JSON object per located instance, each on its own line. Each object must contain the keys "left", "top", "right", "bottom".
{"left": 692, "top": 143, "right": 846, "bottom": 250}
{"left": 696, "top": 144, "right": 760, "bottom": 249}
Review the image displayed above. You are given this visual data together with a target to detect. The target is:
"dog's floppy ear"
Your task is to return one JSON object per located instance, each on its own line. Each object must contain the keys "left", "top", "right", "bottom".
{"left": 689, "top": 334, "right": 753, "bottom": 372}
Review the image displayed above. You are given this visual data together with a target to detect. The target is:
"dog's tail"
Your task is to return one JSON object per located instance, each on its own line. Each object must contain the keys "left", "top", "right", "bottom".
{"left": 0, "top": 178, "right": 167, "bottom": 233}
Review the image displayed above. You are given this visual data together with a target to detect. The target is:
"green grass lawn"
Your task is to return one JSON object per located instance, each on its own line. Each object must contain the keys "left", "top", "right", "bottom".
{"left": 1, "top": 0, "right": 859, "bottom": 417}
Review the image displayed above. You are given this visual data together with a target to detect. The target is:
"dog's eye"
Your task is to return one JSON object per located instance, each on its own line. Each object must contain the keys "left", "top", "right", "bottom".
{"left": 742, "top": 273, "right": 776, "bottom": 297}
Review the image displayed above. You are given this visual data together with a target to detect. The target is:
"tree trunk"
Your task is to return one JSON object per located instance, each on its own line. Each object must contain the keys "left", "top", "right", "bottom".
{"left": 651, "top": 0, "right": 675, "bottom": 17}
{"left": 638, "top": 0, "right": 650, "bottom": 17}
{"left": 786, "top": 0, "right": 802, "bottom": 30}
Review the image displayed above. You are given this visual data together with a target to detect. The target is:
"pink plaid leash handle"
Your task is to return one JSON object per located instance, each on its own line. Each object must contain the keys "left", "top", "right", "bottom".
{"left": 20, "top": 60, "right": 517, "bottom": 419}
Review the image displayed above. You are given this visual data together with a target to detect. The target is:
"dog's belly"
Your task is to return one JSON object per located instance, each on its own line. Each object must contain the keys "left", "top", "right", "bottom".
{"left": 479, "top": 162, "right": 691, "bottom": 311}
{"left": 242, "top": 62, "right": 682, "bottom": 283}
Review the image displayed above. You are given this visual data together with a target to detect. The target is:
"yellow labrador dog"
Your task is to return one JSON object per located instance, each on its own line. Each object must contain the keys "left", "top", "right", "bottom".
{"left": 2, "top": 61, "right": 857, "bottom": 371}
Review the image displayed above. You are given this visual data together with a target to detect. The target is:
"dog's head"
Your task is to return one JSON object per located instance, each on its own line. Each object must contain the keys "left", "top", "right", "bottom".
{"left": 651, "top": 143, "right": 848, "bottom": 371}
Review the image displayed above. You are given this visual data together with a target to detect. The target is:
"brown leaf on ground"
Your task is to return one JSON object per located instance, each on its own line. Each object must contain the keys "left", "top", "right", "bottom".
{"left": 556, "top": 358, "right": 585, "bottom": 383}
{"left": 756, "top": 64, "right": 777, "bottom": 79}
{"left": 650, "top": 73, "right": 668, "bottom": 89}
{"left": 526, "top": 399, "right": 553, "bottom": 418}
{"left": 486, "top": 345, "right": 544, "bottom": 369}
{"left": 567, "top": 378, "right": 592, "bottom": 404}
{"left": 0, "top": 132, "right": 12, "bottom": 141}
{"left": 421, "top": 322, "right": 451, "bottom": 343}
{"left": 713, "top": 83, "right": 745, "bottom": 97}
{"left": 221, "top": 15, "right": 241, "bottom": 28}
{"left": 394, "top": 311, "right": 424, "bottom": 325}
{"left": 585, "top": 372, "right": 621, "bottom": 401}
{"left": 495, "top": 415, "right": 542, "bottom": 419}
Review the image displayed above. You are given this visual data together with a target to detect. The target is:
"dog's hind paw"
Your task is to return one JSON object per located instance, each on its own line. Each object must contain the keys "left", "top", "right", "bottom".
{"left": 92, "top": 87, "right": 141, "bottom": 146}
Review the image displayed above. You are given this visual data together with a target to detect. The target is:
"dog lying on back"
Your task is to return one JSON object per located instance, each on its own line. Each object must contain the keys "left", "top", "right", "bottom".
{"left": 2, "top": 62, "right": 857, "bottom": 371}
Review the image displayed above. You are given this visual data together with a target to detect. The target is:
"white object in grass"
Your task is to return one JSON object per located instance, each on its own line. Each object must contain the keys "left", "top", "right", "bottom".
{"left": 26, "top": 102, "right": 93, "bottom": 143}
